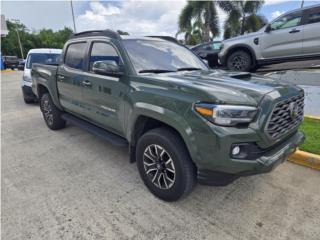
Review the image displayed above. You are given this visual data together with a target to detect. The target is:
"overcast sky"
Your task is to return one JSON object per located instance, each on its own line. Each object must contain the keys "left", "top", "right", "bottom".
{"left": 2, "top": 0, "right": 319, "bottom": 39}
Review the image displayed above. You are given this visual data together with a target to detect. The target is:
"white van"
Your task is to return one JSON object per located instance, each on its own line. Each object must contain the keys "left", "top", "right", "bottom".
{"left": 22, "top": 48, "right": 62, "bottom": 103}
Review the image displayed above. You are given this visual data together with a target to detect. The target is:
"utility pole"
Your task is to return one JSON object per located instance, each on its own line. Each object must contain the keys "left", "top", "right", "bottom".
{"left": 70, "top": 0, "right": 77, "bottom": 33}
{"left": 15, "top": 29, "right": 24, "bottom": 59}
{"left": 301, "top": 0, "right": 304, "bottom": 8}
{"left": 12, "top": 19, "right": 24, "bottom": 59}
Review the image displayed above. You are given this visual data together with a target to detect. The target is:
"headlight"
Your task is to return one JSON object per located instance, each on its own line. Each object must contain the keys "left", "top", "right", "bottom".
{"left": 194, "top": 103, "right": 257, "bottom": 126}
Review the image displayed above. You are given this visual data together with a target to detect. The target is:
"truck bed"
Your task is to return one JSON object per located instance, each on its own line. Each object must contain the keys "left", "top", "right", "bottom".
{"left": 31, "top": 63, "right": 60, "bottom": 107}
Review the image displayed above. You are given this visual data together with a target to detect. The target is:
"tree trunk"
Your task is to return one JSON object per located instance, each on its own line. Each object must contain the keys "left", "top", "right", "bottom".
{"left": 202, "top": 25, "right": 210, "bottom": 42}
{"left": 241, "top": 15, "right": 246, "bottom": 35}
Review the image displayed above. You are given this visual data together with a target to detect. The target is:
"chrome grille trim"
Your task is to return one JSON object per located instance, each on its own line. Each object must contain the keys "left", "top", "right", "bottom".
{"left": 266, "top": 93, "right": 304, "bottom": 139}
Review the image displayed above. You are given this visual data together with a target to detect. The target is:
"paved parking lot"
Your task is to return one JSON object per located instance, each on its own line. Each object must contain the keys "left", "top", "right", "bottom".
{"left": 2, "top": 71, "right": 320, "bottom": 240}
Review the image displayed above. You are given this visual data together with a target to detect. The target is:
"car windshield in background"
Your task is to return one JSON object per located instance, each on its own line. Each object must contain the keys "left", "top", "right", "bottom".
{"left": 26, "top": 53, "right": 61, "bottom": 69}
{"left": 123, "top": 39, "right": 208, "bottom": 73}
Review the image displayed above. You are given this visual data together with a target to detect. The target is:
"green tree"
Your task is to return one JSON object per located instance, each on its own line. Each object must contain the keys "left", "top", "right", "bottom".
{"left": 1, "top": 20, "right": 73, "bottom": 58}
{"left": 178, "top": 1, "right": 233, "bottom": 44}
{"left": 223, "top": 0, "right": 267, "bottom": 39}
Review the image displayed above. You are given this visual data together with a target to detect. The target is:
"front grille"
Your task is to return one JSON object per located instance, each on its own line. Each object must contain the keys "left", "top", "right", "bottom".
{"left": 266, "top": 93, "right": 304, "bottom": 139}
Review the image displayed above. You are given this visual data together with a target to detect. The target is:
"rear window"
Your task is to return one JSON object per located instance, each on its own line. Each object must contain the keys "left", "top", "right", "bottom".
{"left": 65, "top": 42, "right": 87, "bottom": 70}
{"left": 26, "top": 53, "right": 61, "bottom": 69}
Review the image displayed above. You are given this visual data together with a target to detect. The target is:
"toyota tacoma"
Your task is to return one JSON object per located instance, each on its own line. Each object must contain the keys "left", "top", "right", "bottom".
{"left": 31, "top": 30, "right": 304, "bottom": 201}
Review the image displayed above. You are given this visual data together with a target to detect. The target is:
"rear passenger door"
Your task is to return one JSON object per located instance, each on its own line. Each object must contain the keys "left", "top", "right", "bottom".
{"left": 301, "top": 6, "right": 320, "bottom": 55}
{"left": 57, "top": 41, "right": 88, "bottom": 115}
{"left": 81, "top": 41, "right": 128, "bottom": 136}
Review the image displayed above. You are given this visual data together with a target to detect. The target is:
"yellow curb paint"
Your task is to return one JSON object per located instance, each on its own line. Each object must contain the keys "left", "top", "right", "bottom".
{"left": 304, "top": 115, "right": 320, "bottom": 121}
{"left": 1, "top": 69, "right": 15, "bottom": 73}
{"left": 288, "top": 150, "right": 320, "bottom": 171}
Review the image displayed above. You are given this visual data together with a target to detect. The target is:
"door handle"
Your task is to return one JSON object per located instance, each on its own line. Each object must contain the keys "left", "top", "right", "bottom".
{"left": 81, "top": 80, "right": 92, "bottom": 87}
{"left": 57, "top": 75, "right": 65, "bottom": 81}
{"left": 289, "top": 29, "right": 300, "bottom": 34}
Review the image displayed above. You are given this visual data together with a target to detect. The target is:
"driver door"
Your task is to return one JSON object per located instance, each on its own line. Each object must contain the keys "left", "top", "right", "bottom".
{"left": 81, "top": 41, "right": 128, "bottom": 135}
{"left": 260, "top": 11, "right": 303, "bottom": 59}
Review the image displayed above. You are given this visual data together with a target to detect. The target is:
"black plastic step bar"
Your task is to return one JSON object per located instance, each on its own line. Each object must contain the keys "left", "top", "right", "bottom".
{"left": 61, "top": 113, "right": 128, "bottom": 147}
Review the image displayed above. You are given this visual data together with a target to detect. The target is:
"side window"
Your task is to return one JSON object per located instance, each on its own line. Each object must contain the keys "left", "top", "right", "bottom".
{"left": 271, "top": 11, "right": 302, "bottom": 30}
{"left": 89, "top": 42, "right": 120, "bottom": 71}
{"left": 212, "top": 42, "right": 221, "bottom": 50}
{"left": 65, "top": 42, "right": 87, "bottom": 70}
{"left": 305, "top": 8, "right": 320, "bottom": 24}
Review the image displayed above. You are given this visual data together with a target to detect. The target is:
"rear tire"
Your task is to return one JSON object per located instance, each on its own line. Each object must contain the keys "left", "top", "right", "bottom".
{"left": 227, "top": 50, "right": 253, "bottom": 71}
{"left": 136, "top": 128, "right": 196, "bottom": 201}
{"left": 40, "top": 93, "right": 66, "bottom": 130}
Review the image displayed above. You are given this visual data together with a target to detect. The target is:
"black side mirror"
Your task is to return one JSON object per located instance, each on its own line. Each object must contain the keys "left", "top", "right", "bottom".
{"left": 265, "top": 24, "right": 271, "bottom": 33}
{"left": 92, "top": 60, "right": 123, "bottom": 77}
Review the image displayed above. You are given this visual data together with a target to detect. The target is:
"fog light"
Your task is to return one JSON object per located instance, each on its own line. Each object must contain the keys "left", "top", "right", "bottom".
{"left": 232, "top": 146, "right": 241, "bottom": 156}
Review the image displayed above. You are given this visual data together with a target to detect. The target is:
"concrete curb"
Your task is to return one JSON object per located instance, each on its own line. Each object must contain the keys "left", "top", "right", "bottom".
{"left": 287, "top": 115, "right": 320, "bottom": 170}
{"left": 288, "top": 150, "right": 320, "bottom": 171}
{"left": 305, "top": 115, "right": 320, "bottom": 120}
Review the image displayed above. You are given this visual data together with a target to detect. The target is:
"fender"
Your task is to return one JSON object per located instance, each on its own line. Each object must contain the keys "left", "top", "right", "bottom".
{"left": 127, "top": 102, "right": 201, "bottom": 164}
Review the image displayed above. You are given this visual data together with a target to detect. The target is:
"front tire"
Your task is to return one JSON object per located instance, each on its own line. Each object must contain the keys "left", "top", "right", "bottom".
{"left": 40, "top": 93, "right": 66, "bottom": 130}
{"left": 227, "top": 50, "right": 253, "bottom": 71}
{"left": 136, "top": 128, "right": 196, "bottom": 201}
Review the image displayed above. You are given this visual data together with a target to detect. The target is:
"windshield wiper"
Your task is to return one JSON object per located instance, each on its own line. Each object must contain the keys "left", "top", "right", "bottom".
{"left": 176, "top": 67, "right": 202, "bottom": 71}
{"left": 139, "top": 69, "right": 176, "bottom": 74}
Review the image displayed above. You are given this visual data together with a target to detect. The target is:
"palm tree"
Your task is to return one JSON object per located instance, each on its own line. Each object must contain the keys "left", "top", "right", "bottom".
{"left": 178, "top": 1, "right": 232, "bottom": 43}
{"left": 223, "top": 0, "right": 267, "bottom": 39}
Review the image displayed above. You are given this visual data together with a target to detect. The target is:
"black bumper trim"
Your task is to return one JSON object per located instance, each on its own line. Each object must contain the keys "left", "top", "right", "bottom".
{"left": 22, "top": 86, "right": 38, "bottom": 100}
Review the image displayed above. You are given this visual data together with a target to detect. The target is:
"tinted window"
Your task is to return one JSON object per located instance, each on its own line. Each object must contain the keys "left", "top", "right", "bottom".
{"left": 65, "top": 42, "right": 86, "bottom": 70}
{"left": 271, "top": 11, "right": 302, "bottom": 30}
{"left": 26, "top": 53, "right": 60, "bottom": 69}
{"left": 123, "top": 39, "right": 207, "bottom": 73}
{"left": 306, "top": 9, "right": 320, "bottom": 24}
{"left": 89, "top": 42, "right": 120, "bottom": 71}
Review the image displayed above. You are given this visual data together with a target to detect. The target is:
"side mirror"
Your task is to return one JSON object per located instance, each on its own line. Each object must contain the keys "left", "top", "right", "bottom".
{"left": 92, "top": 60, "right": 123, "bottom": 77}
{"left": 265, "top": 24, "right": 271, "bottom": 33}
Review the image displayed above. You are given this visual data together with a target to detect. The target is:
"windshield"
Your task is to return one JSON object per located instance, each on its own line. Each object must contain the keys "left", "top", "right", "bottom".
{"left": 26, "top": 53, "right": 61, "bottom": 69}
{"left": 123, "top": 39, "right": 208, "bottom": 73}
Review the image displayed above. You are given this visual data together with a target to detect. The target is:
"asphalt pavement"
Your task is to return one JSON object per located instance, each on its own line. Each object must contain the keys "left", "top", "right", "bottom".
{"left": 263, "top": 69, "right": 320, "bottom": 116}
{"left": 2, "top": 71, "right": 320, "bottom": 240}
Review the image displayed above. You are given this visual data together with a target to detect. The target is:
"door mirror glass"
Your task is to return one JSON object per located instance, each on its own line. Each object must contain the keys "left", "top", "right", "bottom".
{"left": 92, "top": 60, "right": 123, "bottom": 76}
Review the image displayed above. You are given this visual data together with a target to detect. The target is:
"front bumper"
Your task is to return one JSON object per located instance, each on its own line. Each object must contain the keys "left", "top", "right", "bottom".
{"left": 22, "top": 85, "right": 38, "bottom": 101}
{"left": 197, "top": 130, "right": 304, "bottom": 186}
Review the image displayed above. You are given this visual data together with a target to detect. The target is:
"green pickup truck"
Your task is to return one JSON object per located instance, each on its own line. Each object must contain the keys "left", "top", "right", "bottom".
{"left": 31, "top": 30, "right": 305, "bottom": 201}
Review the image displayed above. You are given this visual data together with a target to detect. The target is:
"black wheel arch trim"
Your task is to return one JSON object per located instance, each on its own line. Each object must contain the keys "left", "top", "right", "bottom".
{"left": 223, "top": 44, "right": 257, "bottom": 66}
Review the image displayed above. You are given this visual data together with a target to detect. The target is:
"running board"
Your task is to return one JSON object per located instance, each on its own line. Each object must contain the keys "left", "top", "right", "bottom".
{"left": 61, "top": 113, "right": 128, "bottom": 147}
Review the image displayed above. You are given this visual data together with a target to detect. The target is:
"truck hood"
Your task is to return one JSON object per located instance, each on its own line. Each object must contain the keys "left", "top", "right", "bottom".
{"left": 140, "top": 70, "right": 300, "bottom": 106}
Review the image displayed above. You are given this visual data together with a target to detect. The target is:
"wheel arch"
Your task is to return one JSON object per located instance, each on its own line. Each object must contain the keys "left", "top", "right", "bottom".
{"left": 128, "top": 105, "right": 200, "bottom": 165}
{"left": 37, "top": 83, "right": 63, "bottom": 110}
{"left": 225, "top": 44, "right": 257, "bottom": 66}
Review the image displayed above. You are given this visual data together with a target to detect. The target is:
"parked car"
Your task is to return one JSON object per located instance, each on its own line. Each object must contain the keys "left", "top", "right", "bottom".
{"left": 17, "top": 59, "right": 26, "bottom": 70}
{"left": 2, "top": 55, "right": 19, "bottom": 69}
{"left": 191, "top": 41, "right": 221, "bottom": 68}
{"left": 22, "top": 48, "right": 61, "bottom": 103}
{"left": 31, "top": 30, "right": 304, "bottom": 201}
{"left": 219, "top": 4, "right": 320, "bottom": 71}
